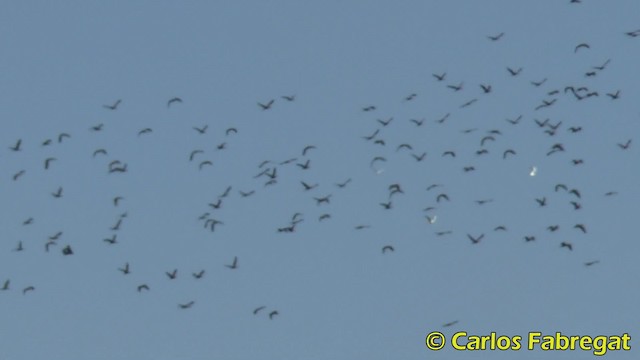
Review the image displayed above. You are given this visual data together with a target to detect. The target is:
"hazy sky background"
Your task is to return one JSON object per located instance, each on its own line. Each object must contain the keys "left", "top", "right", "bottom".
{"left": 0, "top": 1, "right": 638, "bottom": 359}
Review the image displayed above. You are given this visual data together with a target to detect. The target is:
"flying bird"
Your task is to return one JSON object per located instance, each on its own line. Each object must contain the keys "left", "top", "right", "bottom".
{"left": 178, "top": 301, "right": 195, "bottom": 309}
{"left": 118, "top": 263, "right": 130, "bottom": 275}
{"left": 467, "top": 234, "right": 484, "bottom": 244}
{"left": 225, "top": 256, "right": 238, "bottom": 269}
{"left": 487, "top": 32, "right": 504, "bottom": 41}
{"left": 382, "top": 245, "right": 395, "bottom": 254}
{"left": 165, "top": 269, "right": 178, "bottom": 279}
{"left": 167, "top": 97, "right": 182, "bottom": 107}
{"left": 574, "top": 43, "right": 590, "bottom": 52}
{"left": 103, "top": 99, "right": 122, "bottom": 110}
{"left": 258, "top": 99, "right": 275, "bottom": 110}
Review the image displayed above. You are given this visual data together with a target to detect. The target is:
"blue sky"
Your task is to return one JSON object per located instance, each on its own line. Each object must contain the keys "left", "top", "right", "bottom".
{"left": 0, "top": 1, "right": 639, "bottom": 359}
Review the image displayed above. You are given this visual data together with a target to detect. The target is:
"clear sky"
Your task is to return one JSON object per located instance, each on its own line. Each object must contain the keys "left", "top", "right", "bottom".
{"left": 0, "top": 1, "right": 638, "bottom": 359}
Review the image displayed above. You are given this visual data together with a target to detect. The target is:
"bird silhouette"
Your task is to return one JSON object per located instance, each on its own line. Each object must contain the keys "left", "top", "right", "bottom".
{"left": 103, "top": 99, "right": 122, "bottom": 110}
{"left": 258, "top": 99, "right": 275, "bottom": 110}
{"left": 167, "top": 97, "right": 182, "bottom": 107}
{"left": 225, "top": 256, "right": 238, "bottom": 269}
{"left": 165, "top": 269, "right": 178, "bottom": 279}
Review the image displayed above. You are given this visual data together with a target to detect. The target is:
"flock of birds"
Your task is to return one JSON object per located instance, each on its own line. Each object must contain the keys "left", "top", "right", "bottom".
{"left": 1, "top": 22, "right": 638, "bottom": 332}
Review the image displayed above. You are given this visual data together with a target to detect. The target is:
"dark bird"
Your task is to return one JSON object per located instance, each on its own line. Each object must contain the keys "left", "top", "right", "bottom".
{"left": 524, "top": 236, "right": 536, "bottom": 242}
{"left": 179, "top": 301, "right": 195, "bottom": 309}
{"left": 568, "top": 127, "right": 582, "bottom": 133}
{"left": 335, "top": 178, "right": 352, "bottom": 188}
{"left": 58, "top": 133, "right": 71, "bottom": 143}
{"left": 318, "top": 214, "right": 331, "bottom": 221}
{"left": 570, "top": 201, "right": 582, "bottom": 210}
{"left": 113, "top": 196, "right": 124, "bottom": 207}
{"left": 442, "top": 151, "right": 456, "bottom": 157}
{"left": 12, "top": 170, "right": 25, "bottom": 181}
{"left": 592, "top": 59, "right": 611, "bottom": 70}
{"left": 410, "top": 118, "right": 425, "bottom": 126}
{"left": 192, "top": 270, "right": 205, "bottom": 279}
{"left": 555, "top": 184, "right": 568, "bottom": 192}
{"left": 560, "top": 242, "right": 573, "bottom": 251}
{"left": 480, "top": 84, "right": 492, "bottom": 93}
{"left": 436, "top": 113, "right": 450, "bottom": 124}
{"left": 380, "top": 201, "right": 392, "bottom": 210}
{"left": 1, "top": 280, "right": 9, "bottom": 291}
{"left": 571, "top": 159, "right": 583, "bottom": 165}
{"left": 258, "top": 99, "right": 275, "bottom": 110}
{"left": 531, "top": 78, "right": 547, "bottom": 87}
{"left": 362, "top": 129, "right": 379, "bottom": 141}
{"left": 574, "top": 224, "right": 587, "bottom": 233}
{"left": 90, "top": 123, "right": 104, "bottom": 131}
{"left": 487, "top": 32, "right": 504, "bottom": 41}
{"left": 412, "top": 152, "right": 427, "bottom": 162}
{"left": 166, "top": 269, "right": 178, "bottom": 279}
{"left": 208, "top": 199, "right": 222, "bottom": 209}
{"left": 110, "top": 218, "right": 123, "bottom": 231}
{"left": 584, "top": 260, "right": 600, "bottom": 267}
{"left": 355, "top": 225, "right": 371, "bottom": 230}
{"left": 137, "top": 284, "right": 150, "bottom": 292}
{"left": 547, "top": 225, "right": 560, "bottom": 232}
{"left": 396, "top": 143, "right": 413, "bottom": 152}
{"left": 167, "top": 97, "right": 182, "bottom": 107}
{"left": 296, "top": 159, "right": 310, "bottom": 170}
{"left": 239, "top": 190, "right": 255, "bottom": 197}
{"left": 442, "top": 320, "right": 459, "bottom": 328}
{"left": 193, "top": 125, "right": 208, "bottom": 134}
{"left": 432, "top": 72, "right": 446, "bottom": 81}
{"left": 301, "top": 181, "right": 318, "bottom": 191}
{"left": 93, "top": 149, "right": 108, "bottom": 157}
{"left": 138, "top": 128, "right": 152, "bottom": 136}
{"left": 302, "top": 145, "right": 316, "bottom": 156}
{"left": 377, "top": 117, "right": 393, "bottom": 126}
{"left": 44, "top": 157, "right": 56, "bottom": 170}
{"left": 460, "top": 98, "right": 478, "bottom": 108}
{"left": 199, "top": 160, "right": 213, "bottom": 170}
{"left": 480, "top": 135, "right": 495, "bottom": 147}
{"left": 281, "top": 95, "right": 296, "bottom": 101}
{"left": 103, "top": 99, "right": 122, "bottom": 110}
{"left": 617, "top": 139, "right": 632, "bottom": 150}
{"left": 22, "top": 286, "right": 35, "bottom": 295}
{"left": 436, "top": 193, "right": 450, "bottom": 203}
{"left": 314, "top": 195, "right": 332, "bottom": 205}
{"left": 9, "top": 139, "right": 22, "bottom": 151}
{"left": 269, "top": 310, "right": 279, "bottom": 319}
{"left": 62, "top": 245, "right": 73, "bottom": 255}
{"left": 404, "top": 93, "right": 417, "bottom": 101}
{"left": 45, "top": 241, "right": 56, "bottom": 252}
{"left": 381, "top": 245, "right": 394, "bottom": 254}
{"left": 447, "top": 82, "right": 463, "bottom": 91}
{"left": 606, "top": 90, "right": 620, "bottom": 100}
{"left": 23, "top": 217, "right": 34, "bottom": 225}
{"left": 534, "top": 118, "right": 549, "bottom": 128}
{"left": 119, "top": 263, "right": 130, "bottom": 275}
{"left": 52, "top": 187, "right": 63, "bottom": 198}
{"left": 253, "top": 306, "right": 266, "bottom": 315}
{"left": 503, "top": 149, "right": 516, "bottom": 159}
{"left": 13, "top": 241, "right": 24, "bottom": 252}
{"left": 569, "top": 189, "right": 581, "bottom": 198}
{"left": 574, "top": 43, "right": 590, "bottom": 52}
{"left": 467, "top": 233, "right": 484, "bottom": 244}
{"left": 362, "top": 105, "right": 376, "bottom": 112}
{"left": 225, "top": 256, "right": 238, "bottom": 269}
{"left": 101, "top": 236, "right": 118, "bottom": 248}
{"left": 506, "top": 67, "right": 522, "bottom": 76}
